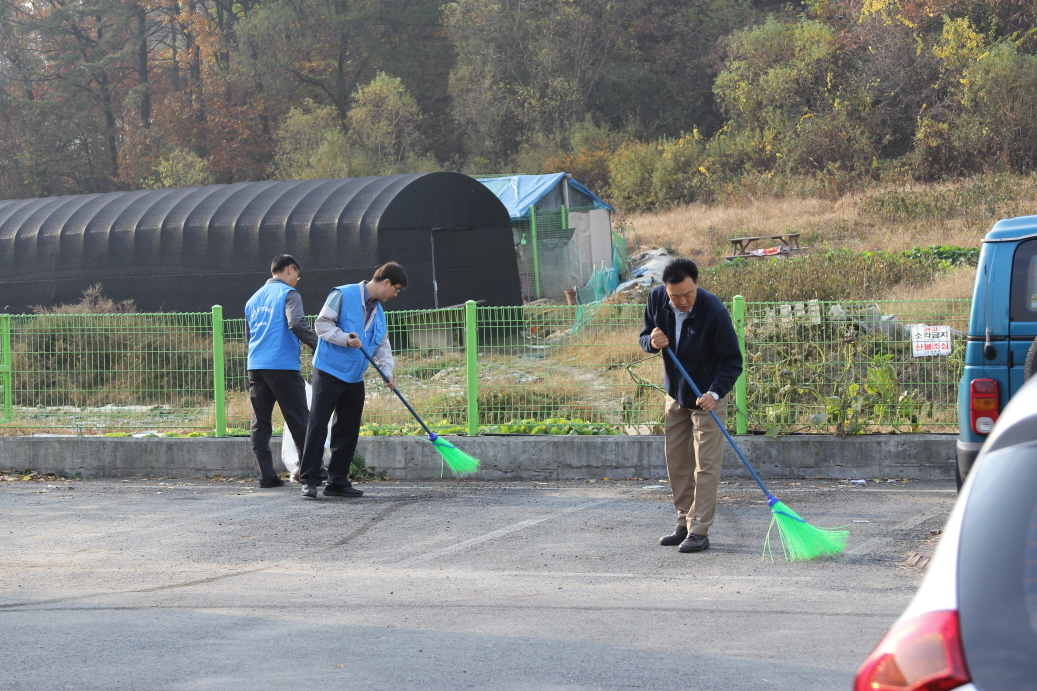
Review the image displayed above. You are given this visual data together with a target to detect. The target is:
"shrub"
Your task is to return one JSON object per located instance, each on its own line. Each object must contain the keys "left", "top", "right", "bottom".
{"left": 608, "top": 139, "right": 662, "bottom": 211}
{"left": 12, "top": 285, "right": 220, "bottom": 408}
{"left": 700, "top": 248, "right": 948, "bottom": 302}
{"left": 478, "top": 388, "right": 595, "bottom": 425}
{"left": 861, "top": 174, "right": 1037, "bottom": 223}
{"left": 541, "top": 118, "right": 622, "bottom": 192}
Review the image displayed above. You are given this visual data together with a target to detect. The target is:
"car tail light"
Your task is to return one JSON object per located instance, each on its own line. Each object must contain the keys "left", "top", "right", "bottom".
{"left": 854, "top": 610, "right": 970, "bottom": 691}
{"left": 969, "top": 378, "right": 999, "bottom": 434}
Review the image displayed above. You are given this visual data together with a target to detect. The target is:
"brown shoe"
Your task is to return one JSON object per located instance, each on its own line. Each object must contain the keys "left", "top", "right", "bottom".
{"left": 659, "top": 526, "right": 689, "bottom": 546}
{"left": 678, "top": 534, "right": 710, "bottom": 553}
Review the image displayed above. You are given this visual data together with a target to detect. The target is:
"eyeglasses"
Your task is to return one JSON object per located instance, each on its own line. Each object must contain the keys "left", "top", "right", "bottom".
{"left": 392, "top": 284, "right": 405, "bottom": 294}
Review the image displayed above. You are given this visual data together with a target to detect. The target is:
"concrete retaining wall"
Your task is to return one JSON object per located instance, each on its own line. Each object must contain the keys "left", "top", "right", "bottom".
{"left": 0, "top": 434, "right": 957, "bottom": 480}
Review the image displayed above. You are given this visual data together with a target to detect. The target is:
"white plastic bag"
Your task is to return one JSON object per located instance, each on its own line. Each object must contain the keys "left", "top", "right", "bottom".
{"left": 281, "top": 381, "right": 333, "bottom": 475}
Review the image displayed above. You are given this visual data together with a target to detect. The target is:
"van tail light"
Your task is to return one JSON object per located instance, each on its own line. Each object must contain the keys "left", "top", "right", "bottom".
{"left": 854, "top": 610, "right": 970, "bottom": 691}
{"left": 969, "top": 378, "right": 999, "bottom": 434}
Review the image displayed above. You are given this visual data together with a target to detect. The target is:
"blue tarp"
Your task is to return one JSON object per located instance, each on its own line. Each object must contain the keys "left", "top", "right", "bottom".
{"left": 476, "top": 173, "right": 614, "bottom": 220}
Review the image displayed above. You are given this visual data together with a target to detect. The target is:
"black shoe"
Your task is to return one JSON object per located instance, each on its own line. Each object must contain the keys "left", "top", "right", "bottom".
{"left": 301, "top": 485, "right": 317, "bottom": 499}
{"left": 659, "top": 526, "right": 689, "bottom": 546}
{"left": 259, "top": 478, "right": 285, "bottom": 488}
{"left": 323, "top": 484, "right": 363, "bottom": 498}
{"left": 678, "top": 534, "right": 710, "bottom": 553}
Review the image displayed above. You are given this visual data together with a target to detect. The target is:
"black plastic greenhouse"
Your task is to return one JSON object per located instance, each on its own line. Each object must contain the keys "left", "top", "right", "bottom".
{"left": 0, "top": 172, "right": 521, "bottom": 314}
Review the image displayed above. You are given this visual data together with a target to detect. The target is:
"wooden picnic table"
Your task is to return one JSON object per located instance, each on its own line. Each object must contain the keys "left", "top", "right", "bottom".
{"left": 725, "top": 233, "right": 804, "bottom": 260}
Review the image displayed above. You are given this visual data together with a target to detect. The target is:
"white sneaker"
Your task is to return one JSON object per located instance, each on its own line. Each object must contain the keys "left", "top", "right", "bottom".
{"left": 289, "top": 468, "right": 301, "bottom": 484}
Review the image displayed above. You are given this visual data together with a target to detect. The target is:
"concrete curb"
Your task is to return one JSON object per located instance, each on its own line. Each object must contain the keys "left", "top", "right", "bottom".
{"left": 0, "top": 434, "right": 957, "bottom": 480}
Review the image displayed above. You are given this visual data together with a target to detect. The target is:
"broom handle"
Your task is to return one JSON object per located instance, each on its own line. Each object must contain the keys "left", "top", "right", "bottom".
{"left": 350, "top": 334, "right": 437, "bottom": 440}
{"left": 663, "top": 347, "right": 775, "bottom": 500}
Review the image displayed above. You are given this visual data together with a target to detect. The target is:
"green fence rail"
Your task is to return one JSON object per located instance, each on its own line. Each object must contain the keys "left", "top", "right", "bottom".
{"left": 0, "top": 298, "right": 969, "bottom": 436}
{"left": 1, "top": 314, "right": 11, "bottom": 424}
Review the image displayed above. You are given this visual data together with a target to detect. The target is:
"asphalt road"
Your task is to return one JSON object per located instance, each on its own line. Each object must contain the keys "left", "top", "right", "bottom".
{"left": 0, "top": 477, "right": 956, "bottom": 690}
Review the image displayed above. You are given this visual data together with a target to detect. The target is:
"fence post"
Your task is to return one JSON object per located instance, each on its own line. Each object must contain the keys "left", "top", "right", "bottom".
{"left": 212, "top": 305, "right": 227, "bottom": 437}
{"left": 464, "top": 300, "right": 479, "bottom": 437}
{"left": 732, "top": 295, "right": 748, "bottom": 435}
{"left": 529, "top": 204, "right": 542, "bottom": 299}
{"left": 0, "top": 314, "right": 10, "bottom": 424}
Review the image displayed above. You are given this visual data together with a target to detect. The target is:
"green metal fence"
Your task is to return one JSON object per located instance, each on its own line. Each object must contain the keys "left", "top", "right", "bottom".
{"left": 0, "top": 298, "right": 969, "bottom": 436}
{"left": 737, "top": 298, "right": 968, "bottom": 435}
{"left": 0, "top": 309, "right": 224, "bottom": 434}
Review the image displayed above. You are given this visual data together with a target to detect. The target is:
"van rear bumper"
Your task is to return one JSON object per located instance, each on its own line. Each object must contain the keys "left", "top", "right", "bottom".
{"left": 956, "top": 440, "right": 984, "bottom": 481}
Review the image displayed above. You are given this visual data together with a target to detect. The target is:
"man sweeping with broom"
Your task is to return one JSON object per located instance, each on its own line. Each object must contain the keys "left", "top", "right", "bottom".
{"left": 298, "top": 262, "right": 407, "bottom": 500}
{"left": 640, "top": 258, "right": 743, "bottom": 553}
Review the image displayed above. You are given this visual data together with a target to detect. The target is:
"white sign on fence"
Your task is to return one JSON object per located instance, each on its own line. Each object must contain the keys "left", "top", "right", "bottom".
{"left": 911, "top": 324, "right": 953, "bottom": 357}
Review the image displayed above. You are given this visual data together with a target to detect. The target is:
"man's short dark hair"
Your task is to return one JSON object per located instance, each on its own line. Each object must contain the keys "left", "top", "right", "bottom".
{"left": 662, "top": 258, "right": 699, "bottom": 285}
{"left": 271, "top": 254, "right": 300, "bottom": 274}
{"left": 373, "top": 261, "right": 408, "bottom": 288}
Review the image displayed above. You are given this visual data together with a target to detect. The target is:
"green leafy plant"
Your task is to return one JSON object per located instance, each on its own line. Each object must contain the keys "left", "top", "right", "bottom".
{"left": 349, "top": 452, "right": 387, "bottom": 482}
{"left": 744, "top": 319, "right": 944, "bottom": 436}
{"left": 481, "top": 417, "right": 623, "bottom": 435}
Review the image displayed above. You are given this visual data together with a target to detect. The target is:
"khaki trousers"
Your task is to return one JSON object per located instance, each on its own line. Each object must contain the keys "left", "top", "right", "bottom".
{"left": 664, "top": 394, "right": 727, "bottom": 536}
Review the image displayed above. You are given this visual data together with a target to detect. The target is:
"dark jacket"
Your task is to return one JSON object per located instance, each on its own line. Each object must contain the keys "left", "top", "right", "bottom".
{"left": 639, "top": 284, "right": 743, "bottom": 408}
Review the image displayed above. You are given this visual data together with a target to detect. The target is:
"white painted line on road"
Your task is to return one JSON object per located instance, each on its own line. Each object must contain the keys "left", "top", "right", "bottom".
{"left": 402, "top": 570, "right": 815, "bottom": 581}
{"left": 398, "top": 499, "right": 613, "bottom": 564}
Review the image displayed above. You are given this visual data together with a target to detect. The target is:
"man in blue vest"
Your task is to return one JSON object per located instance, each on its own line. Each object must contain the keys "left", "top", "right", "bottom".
{"left": 299, "top": 262, "right": 407, "bottom": 499}
{"left": 245, "top": 254, "right": 319, "bottom": 488}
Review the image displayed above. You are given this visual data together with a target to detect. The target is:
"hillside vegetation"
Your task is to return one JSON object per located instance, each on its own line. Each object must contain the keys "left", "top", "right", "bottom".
{"left": 5, "top": 0, "right": 1037, "bottom": 214}
{"left": 622, "top": 173, "right": 1037, "bottom": 301}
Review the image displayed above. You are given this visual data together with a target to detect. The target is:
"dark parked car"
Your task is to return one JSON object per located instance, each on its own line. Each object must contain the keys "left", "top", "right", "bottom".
{"left": 855, "top": 375, "right": 1037, "bottom": 691}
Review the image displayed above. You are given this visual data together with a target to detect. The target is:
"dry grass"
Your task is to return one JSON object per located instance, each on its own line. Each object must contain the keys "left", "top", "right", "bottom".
{"left": 878, "top": 265, "right": 977, "bottom": 302}
{"left": 622, "top": 177, "right": 1037, "bottom": 265}
{"left": 624, "top": 196, "right": 862, "bottom": 264}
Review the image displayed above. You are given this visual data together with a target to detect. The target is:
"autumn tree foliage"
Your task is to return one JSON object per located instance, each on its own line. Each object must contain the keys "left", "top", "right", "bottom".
{"left": 4, "top": 0, "right": 1037, "bottom": 209}
{"left": 0, "top": 0, "right": 452, "bottom": 196}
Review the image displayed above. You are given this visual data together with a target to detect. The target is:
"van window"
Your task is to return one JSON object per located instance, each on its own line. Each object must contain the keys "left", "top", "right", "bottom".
{"left": 1010, "top": 238, "right": 1037, "bottom": 321}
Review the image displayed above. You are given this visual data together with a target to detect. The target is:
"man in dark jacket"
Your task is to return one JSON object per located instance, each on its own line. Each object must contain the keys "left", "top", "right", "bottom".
{"left": 640, "top": 258, "right": 743, "bottom": 553}
{"left": 245, "top": 254, "right": 318, "bottom": 488}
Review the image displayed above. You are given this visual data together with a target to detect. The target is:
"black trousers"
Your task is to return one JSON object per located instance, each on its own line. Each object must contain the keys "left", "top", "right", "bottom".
{"left": 248, "top": 369, "right": 309, "bottom": 481}
{"left": 299, "top": 368, "right": 365, "bottom": 488}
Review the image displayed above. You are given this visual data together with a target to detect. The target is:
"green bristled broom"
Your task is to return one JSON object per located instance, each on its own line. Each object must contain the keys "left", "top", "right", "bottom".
{"left": 355, "top": 338, "right": 480, "bottom": 476}
{"left": 664, "top": 348, "right": 848, "bottom": 561}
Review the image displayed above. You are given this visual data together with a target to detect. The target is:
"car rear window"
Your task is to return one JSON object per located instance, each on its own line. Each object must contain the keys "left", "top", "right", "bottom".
{"left": 958, "top": 442, "right": 1037, "bottom": 690}
{"left": 1010, "top": 238, "right": 1037, "bottom": 321}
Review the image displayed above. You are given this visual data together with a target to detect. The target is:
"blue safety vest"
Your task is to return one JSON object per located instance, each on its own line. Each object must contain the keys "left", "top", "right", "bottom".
{"left": 313, "top": 283, "right": 387, "bottom": 383}
{"left": 245, "top": 281, "right": 302, "bottom": 370}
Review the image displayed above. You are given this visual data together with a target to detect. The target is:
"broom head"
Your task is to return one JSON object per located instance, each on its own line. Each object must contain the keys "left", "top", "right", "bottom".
{"left": 428, "top": 434, "right": 480, "bottom": 475}
{"left": 764, "top": 497, "right": 849, "bottom": 562}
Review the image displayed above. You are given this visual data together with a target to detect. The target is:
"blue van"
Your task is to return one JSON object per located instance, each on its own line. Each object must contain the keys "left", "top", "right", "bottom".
{"left": 958, "top": 216, "right": 1037, "bottom": 485}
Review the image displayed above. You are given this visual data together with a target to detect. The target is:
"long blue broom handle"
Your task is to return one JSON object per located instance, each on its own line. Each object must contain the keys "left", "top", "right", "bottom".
{"left": 350, "top": 333, "right": 437, "bottom": 440}
{"left": 663, "top": 347, "right": 774, "bottom": 500}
